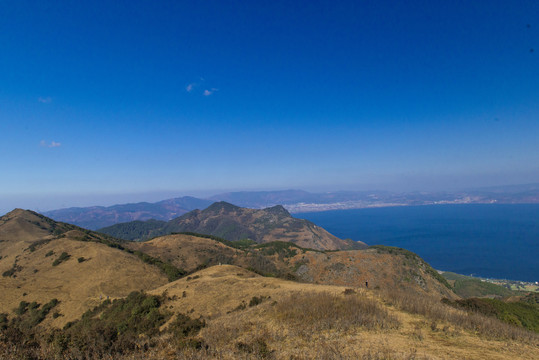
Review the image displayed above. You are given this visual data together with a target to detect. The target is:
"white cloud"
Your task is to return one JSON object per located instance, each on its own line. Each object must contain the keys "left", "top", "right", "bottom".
{"left": 186, "top": 83, "right": 195, "bottom": 92}
{"left": 38, "top": 97, "right": 52, "bottom": 104}
{"left": 203, "top": 88, "right": 218, "bottom": 96}
{"left": 40, "top": 140, "right": 61, "bottom": 148}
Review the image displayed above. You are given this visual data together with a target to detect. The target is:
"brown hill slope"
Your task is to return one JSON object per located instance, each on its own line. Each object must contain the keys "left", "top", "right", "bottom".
{"left": 0, "top": 209, "right": 169, "bottom": 325}
{"left": 127, "top": 233, "right": 243, "bottom": 273}
{"left": 127, "top": 233, "right": 455, "bottom": 299}
{"left": 102, "top": 201, "right": 365, "bottom": 250}
{"left": 144, "top": 265, "right": 537, "bottom": 359}
{"left": 5, "top": 264, "right": 534, "bottom": 359}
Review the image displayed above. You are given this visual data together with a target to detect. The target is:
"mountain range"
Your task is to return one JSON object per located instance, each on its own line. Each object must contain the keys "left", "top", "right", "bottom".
{"left": 99, "top": 201, "right": 365, "bottom": 251}
{"left": 43, "top": 184, "right": 539, "bottom": 230}
{"left": 43, "top": 196, "right": 213, "bottom": 229}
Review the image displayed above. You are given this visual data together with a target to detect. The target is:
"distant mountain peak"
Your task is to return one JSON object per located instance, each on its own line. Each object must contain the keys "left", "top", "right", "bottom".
{"left": 1, "top": 208, "right": 53, "bottom": 225}
{"left": 4, "top": 208, "right": 34, "bottom": 217}
{"left": 204, "top": 201, "right": 241, "bottom": 213}
{"left": 0, "top": 208, "right": 64, "bottom": 242}
{"left": 264, "top": 205, "right": 291, "bottom": 217}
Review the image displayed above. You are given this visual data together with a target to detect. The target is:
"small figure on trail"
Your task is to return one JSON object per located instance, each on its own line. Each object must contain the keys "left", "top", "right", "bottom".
{"left": 365, "top": 281, "right": 368, "bottom": 288}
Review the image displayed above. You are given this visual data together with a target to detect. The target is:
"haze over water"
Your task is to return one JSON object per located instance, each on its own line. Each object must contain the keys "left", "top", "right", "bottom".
{"left": 298, "top": 204, "right": 539, "bottom": 282}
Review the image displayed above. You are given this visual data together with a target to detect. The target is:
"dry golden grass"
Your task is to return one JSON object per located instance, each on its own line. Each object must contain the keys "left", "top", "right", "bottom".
{"left": 126, "top": 234, "right": 241, "bottom": 272}
{"left": 289, "top": 249, "right": 457, "bottom": 300}
{"left": 272, "top": 292, "right": 400, "bottom": 332}
{"left": 124, "top": 232, "right": 456, "bottom": 301}
{"left": 150, "top": 265, "right": 351, "bottom": 321}
{"left": 143, "top": 265, "right": 538, "bottom": 360}
{"left": 378, "top": 287, "right": 538, "bottom": 343}
{"left": 1, "top": 232, "right": 169, "bottom": 326}
{"left": 0, "top": 209, "right": 53, "bottom": 242}
{"left": 1, "top": 264, "right": 538, "bottom": 359}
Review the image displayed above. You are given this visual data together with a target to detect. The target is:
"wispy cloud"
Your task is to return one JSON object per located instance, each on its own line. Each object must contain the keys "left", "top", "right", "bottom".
{"left": 203, "top": 88, "right": 218, "bottom": 96}
{"left": 38, "top": 96, "right": 52, "bottom": 104}
{"left": 40, "top": 140, "right": 61, "bottom": 148}
{"left": 186, "top": 79, "right": 218, "bottom": 96}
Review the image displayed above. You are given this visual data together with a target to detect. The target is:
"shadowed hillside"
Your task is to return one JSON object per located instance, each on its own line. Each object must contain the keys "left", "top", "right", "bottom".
{"left": 126, "top": 233, "right": 456, "bottom": 299}
{"left": 101, "top": 201, "right": 365, "bottom": 251}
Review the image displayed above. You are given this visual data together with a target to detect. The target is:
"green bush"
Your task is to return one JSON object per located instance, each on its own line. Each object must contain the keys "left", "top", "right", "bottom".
{"left": 443, "top": 297, "right": 539, "bottom": 333}
{"left": 15, "top": 301, "right": 29, "bottom": 315}
{"left": 249, "top": 296, "right": 267, "bottom": 307}
{"left": 0, "top": 313, "right": 8, "bottom": 330}
{"left": 168, "top": 313, "right": 205, "bottom": 338}
{"left": 45, "top": 291, "right": 204, "bottom": 358}
{"left": 132, "top": 250, "right": 185, "bottom": 281}
{"left": 11, "top": 299, "right": 59, "bottom": 330}
{"left": 52, "top": 252, "right": 70, "bottom": 266}
{"left": 2, "top": 263, "right": 22, "bottom": 277}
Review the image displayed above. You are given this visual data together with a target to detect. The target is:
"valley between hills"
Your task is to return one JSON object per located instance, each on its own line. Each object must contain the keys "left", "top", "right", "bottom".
{"left": 0, "top": 206, "right": 537, "bottom": 359}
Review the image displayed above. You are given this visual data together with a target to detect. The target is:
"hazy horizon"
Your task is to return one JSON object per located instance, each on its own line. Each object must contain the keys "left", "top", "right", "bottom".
{"left": 2, "top": 180, "right": 539, "bottom": 216}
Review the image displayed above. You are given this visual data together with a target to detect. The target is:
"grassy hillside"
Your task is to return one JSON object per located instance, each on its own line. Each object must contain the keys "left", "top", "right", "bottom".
{"left": 0, "top": 209, "right": 184, "bottom": 325}
{"left": 127, "top": 233, "right": 457, "bottom": 300}
{"left": 443, "top": 297, "right": 539, "bottom": 333}
{"left": 1, "top": 265, "right": 537, "bottom": 359}
{"left": 442, "top": 272, "right": 514, "bottom": 298}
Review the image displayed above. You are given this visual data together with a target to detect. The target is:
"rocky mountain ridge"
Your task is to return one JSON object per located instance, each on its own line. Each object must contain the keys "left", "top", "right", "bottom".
{"left": 100, "top": 201, "right": 365, "bottom": 251}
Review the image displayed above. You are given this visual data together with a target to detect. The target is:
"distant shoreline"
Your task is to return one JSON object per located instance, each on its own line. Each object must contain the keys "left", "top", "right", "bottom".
{"left": 439, "top": 270, "right": 539, "bottom": 291}
{"left": 287, "top": 200, "right": 537, "bottom": 214}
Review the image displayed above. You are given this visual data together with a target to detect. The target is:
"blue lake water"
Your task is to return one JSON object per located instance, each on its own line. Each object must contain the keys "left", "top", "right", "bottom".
{"left": 297, "top": 204, "right": 539, "bottom": 282}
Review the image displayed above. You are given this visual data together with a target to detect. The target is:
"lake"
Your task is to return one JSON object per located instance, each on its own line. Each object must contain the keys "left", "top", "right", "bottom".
{"left": 297, "top": 204, "right": 539, "bottom": 282}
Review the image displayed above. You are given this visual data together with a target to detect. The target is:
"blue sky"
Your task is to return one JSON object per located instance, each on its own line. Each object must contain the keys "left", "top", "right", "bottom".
{"left": 1, "top": 0, "right": 539, "bottom": 212}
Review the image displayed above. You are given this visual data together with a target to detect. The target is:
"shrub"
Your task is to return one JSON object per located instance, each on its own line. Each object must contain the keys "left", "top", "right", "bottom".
{"left": 132, "top": 250, "right": 185, "bottom": 281}
{"left": 10, "top": 299, "right": 59, "bottom": 330}
{"left": 52, "top": 252, "right": 70, "bottom": 266}
{"left": 15, "top": 301, "right": 29, "bottom": 315}
{"left": 44, "top": 291, "right": 205, "bottom": 358}
{"left": 2, "top": 263, "right": 22, "bottom": 277}
{"left": 168, "top": 313, "right": 205, "bottom": 338}
{"left": 0, "top": 313, "right": 8, "bottom": 330}
{"left": 27, "top": 239, "right": 51, "bottom": 252}
{"left": 236, "top": 337, "right": 273, "bottom": 358}
{"left": 249, "top": 296, "right": 268, "bottom": 307}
